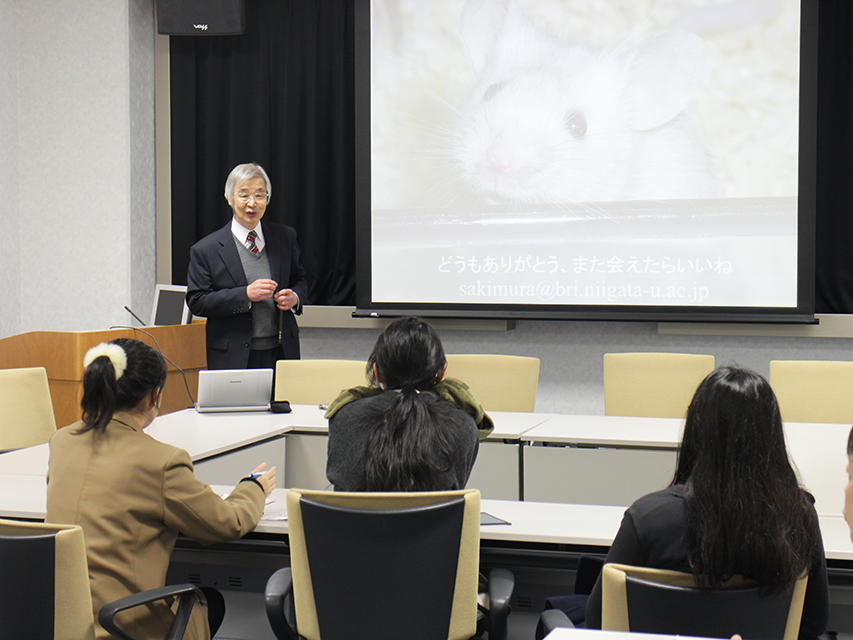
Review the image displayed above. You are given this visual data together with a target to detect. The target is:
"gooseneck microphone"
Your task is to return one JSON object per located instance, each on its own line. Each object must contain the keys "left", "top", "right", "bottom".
{"left": 109, "top": 324, "right": 196, "bottom": 406}
{"left": 124, "top": 305, "right": 147, "bottom": 326}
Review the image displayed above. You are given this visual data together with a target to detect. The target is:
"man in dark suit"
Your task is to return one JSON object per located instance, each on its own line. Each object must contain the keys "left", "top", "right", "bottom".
{"left": 186, "top": 163, "right": 308, "bottom": 370}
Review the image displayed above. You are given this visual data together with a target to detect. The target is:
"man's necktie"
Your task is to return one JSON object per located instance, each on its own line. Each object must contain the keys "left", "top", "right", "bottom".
{"left": 246, "top": 230, "right": 259, "bottom": 255}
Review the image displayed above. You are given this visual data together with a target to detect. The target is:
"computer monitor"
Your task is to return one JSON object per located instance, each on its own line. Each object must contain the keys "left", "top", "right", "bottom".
{"left": 150, "top": 284, "right": 192, "bottom": 326}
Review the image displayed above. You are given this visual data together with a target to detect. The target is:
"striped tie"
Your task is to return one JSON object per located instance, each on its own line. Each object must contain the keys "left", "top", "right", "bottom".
{"left": 246, "top": 230, "right": 259, "bottom": 255}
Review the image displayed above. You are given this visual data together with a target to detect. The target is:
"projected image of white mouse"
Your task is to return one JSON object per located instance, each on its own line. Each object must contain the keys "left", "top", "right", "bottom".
{"left": 455, "top": 0, "right": 716, "bottom": 204}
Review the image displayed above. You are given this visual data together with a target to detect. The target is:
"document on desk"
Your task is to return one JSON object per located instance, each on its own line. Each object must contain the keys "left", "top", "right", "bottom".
{"left": 217, "top": 487, "right": 288, "bottom": 521}
{"left": 262, "top": 497, "right": 288, "bottom": 521}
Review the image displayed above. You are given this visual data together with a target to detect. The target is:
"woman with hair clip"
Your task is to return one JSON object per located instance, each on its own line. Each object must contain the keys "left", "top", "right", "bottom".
{"left": 582, "top": 366, "right": 829, "bottom": 638}
{"left": 46, "top": 338, "right": 276, "bottom": 640}
{"left": 324, "top": 316, "right": 493, "bottom": 491}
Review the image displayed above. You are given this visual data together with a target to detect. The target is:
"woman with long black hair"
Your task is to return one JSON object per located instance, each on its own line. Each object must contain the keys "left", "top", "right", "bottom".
{"left": 325, "top": 316, "right": 492, "bottom": 491}
{"left": 584, "top": 366, "right": 829, "bottom": 638}
{"left": 46, "top": 338, "right": 276, "bottom": 640}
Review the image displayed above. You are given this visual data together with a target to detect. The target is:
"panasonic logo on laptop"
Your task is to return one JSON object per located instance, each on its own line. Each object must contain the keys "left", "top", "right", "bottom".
{"left": 193, "top": 24, "right": 209, "bottom": 31}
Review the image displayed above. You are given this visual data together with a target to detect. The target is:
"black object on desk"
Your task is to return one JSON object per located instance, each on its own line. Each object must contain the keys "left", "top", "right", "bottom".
{"left": 270, "top": 400, "right": 292, "bottom": 414}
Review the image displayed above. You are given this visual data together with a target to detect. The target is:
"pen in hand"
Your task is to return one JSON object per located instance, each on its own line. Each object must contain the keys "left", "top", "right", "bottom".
{"left": 247, "top": 463, "right": 276, "bottom": 497}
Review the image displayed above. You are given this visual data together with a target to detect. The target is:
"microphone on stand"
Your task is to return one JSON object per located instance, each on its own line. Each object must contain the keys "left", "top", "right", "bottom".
{"left": 124, "top": 305, "right": 147, "bottom": 326}
{"left": 109, "top": 324, "right": 196, "bottom": 406}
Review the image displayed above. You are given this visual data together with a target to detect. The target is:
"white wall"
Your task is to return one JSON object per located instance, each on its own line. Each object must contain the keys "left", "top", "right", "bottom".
{"left": 0, "top": 0, "right": 155, "bottom": 340}
{"left": 129, "top": 0, "right": 157, "bottom": 317}
{"left": 0, "top": 1, "right": 20, "bottom": 339}
{"left": 300, "top": 320, "right": 853, "bottom": 414}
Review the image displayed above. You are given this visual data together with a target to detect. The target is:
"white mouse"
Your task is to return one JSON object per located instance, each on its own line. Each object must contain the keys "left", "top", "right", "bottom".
{"left": 455, "top": 0, "right": 716, "bottom": 204}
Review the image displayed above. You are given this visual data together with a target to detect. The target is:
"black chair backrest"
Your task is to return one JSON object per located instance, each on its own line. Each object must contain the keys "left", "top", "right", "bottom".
{"left": 0, "top": 531, "right": 56, "bottom": 638}
{"left": 300, "top": 496, "right": 466, "bottom": 640}
{"left": 625, "top": 574, "right": 794, "bottom": 640}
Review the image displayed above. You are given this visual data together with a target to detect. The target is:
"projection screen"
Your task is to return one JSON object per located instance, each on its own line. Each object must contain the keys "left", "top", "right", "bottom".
{"left": 355, "top": 0, "right": 817, "bottom": 322}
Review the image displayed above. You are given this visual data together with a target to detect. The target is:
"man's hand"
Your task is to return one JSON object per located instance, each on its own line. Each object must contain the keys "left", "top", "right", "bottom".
{"left": 247, "top": 279, "right": 277, "bottom": 302}
{"left": 274, "top": 288, "right": 299, "bottom": 311}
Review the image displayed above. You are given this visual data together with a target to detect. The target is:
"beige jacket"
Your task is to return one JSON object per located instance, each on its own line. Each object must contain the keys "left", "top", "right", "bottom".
{"left": 46, "top": 412, "right": 265, "bottom": 640}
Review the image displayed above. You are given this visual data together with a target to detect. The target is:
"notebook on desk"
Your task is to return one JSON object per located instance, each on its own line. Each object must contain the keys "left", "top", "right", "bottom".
{"left": 195, "top": 369, "right": 273, "bottom": 413}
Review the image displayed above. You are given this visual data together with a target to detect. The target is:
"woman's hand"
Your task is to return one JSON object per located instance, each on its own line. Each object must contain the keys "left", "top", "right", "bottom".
{"left": 249, "top": 462, "right": 277, "bottom": 497}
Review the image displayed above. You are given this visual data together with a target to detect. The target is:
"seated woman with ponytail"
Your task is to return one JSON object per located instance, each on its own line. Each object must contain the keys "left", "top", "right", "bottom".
{"left": 325, "top": 316, "right": 493, "bottom": 491}
{"left": 46, "top": 338, "right": 276, "bottom": 640}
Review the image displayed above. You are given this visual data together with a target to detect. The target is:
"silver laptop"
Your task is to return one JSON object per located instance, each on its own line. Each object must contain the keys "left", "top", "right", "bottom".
{"left": 195, "top": 369, "right": 273, "bottom": 413}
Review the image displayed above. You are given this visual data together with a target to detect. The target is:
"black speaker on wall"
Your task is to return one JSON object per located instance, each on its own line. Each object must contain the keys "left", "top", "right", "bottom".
{"left": 156, "top": 0, "right": 246, "bottom": 36}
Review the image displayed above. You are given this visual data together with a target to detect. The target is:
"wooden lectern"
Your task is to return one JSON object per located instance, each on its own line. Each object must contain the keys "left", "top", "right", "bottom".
{"left": 0, "top": 325, "right": 206, "bottom": 427}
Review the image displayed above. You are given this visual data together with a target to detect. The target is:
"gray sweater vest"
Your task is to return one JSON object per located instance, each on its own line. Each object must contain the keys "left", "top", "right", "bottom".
{"left": 235, "top": 237, "right": 279, "bottom": 350}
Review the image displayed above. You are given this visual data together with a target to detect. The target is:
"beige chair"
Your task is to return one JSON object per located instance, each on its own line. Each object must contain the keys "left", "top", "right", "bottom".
{"left": 0, "top": 519, "right": 95, "bottom": 639}
{"left": 0, "top": 519, "right": 211, "bottom": 640}
{"left": 444, "top": 354, "right": 540, "bottom": 412}
{"left": 0, "top": 366, "right": 57, "bottom": 450}
{"left": 769, "top": 360, "right": 853, "bottom": 423}
{"left": 603, "top": 352, "right": 715, "bottom": 418}
{"left": 274, "top": 359, "right": 368, "bottom": 404}
{"left": 601, "top": 563, "right": 806, "bottom": 640}
{"left": 264, "top": 488, "right": 513, "bottom": 640}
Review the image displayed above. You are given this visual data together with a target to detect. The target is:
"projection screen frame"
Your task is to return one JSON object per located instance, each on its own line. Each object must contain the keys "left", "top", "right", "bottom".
{"left": 354, "top": 0, "right": 817, "bottom": 324}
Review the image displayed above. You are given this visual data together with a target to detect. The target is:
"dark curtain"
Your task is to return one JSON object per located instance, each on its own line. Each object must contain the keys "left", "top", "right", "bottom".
{"left": 815, "top": 0, "right": 853, "bottom": 313}
{"left": 170, "top": 0, "right": 853, "bottom": 312}
{"left": 170, "top": 0, "right": 355, "bottom": 305}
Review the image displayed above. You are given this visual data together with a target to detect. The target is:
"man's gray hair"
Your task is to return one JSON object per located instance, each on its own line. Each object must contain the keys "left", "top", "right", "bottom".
{"left": 224, "top": 163, "right": 272, "bottom": 203}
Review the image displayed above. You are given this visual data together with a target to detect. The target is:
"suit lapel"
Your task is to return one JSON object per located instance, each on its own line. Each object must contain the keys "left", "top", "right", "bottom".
{"left": 215, "top": 224, "right": 248, "bottom": 286}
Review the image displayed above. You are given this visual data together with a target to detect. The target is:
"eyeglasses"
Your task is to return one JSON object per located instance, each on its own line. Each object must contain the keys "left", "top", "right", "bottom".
{"left": 236, "top": 191, "right": 269, "bottom": 203}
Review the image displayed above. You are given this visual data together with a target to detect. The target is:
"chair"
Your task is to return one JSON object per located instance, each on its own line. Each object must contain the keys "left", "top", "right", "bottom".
{"left": 0, "top": 518, "right": 215, "bottom": 640}
{"left": 264, "top": 489, "right": 514, "bottom": 640}
{"left": 444, "top": 354, "right": 540, "bottom": 412}
{"left": 603, "top": 352, "right": 715, "bottom": 418}
{"left": 0, "top": 366, "right": 57, "bottom": 451}
{"left": 601, "top": 563, "right": 807, "bottom": 640}
{"left": 274, "top": 359, "right": 368, "bottom": 404}
{"left": 537, "top": 563, "right": 807, "bottom": 640}
{"left": 769, "top": 360, "right": 853, "bottom": 423}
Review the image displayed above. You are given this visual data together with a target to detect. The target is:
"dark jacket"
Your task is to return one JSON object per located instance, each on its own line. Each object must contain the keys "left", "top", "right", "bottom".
{"left": 186, "top": 221, "right": 308, "bottom": 369}
{"left": 585, "top": 485, "right": 829, "bottom": 640}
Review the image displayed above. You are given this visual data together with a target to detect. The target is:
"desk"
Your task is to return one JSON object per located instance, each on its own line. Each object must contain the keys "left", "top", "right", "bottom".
{"left": 6, "top": 477, "right": 852, "bottom": 582}
{"left": 209, "top": 406, "right": 547, "bottom": 499}
{"left": 5, "top": 416, "right": 853, "bottom": 630}
{"left": 543, "top": 631, "right": 717, "bottom": 640}
{"left": 521, "top": 416, "right": 849, "bottom": 516}
{"left": 0, "top": 473, "right": 45, "bottom": 519}
{"left": 0, "top": 407, "right": 544, "bottom": 498}
{"left": 0, "top": 410, "right": 293, "bottom": 480}
{"left": 523, "top": 415, "right": 684, "bottom": 448}
{"left": 2, "top": 410, "right": 847, "bottom": 512}
{"left": 238, "top": 493, "right": 853, "bottom": 561}
{"left": 147, "top": 409, "right": 292, "bottom": 462}
{"left": 0, "top": 444, "right": 49, "bottom": 476}
{"left": 2, "top": 410, "right": 847, "bottom": 511}
{"left": 522, "top": 415, "right": 683, "bottom": 506}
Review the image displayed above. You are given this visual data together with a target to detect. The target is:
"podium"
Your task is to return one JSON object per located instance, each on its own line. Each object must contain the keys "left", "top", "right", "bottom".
{"left": 0, "top": 325, "right": 206, "bottom": 427}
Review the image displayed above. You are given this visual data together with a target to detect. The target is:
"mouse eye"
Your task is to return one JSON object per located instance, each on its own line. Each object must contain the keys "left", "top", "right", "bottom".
{"left": 483, "top": 82, "right": 506, "bottom": 102}
{"left": 564, "top": 111, "right": 587, "bottom": 140}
